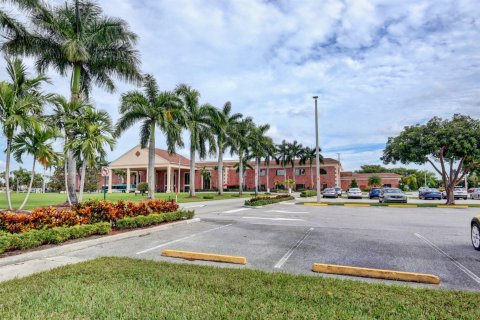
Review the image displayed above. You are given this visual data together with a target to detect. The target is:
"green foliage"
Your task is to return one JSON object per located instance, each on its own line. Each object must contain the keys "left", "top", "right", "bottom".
{"left": 137, "top": 183, "right": 149, "bottom": 194}
{"left": 300, "top": 190, "right": 317, "bottom": 197}
{"left": 245, "top": 195, "right": 294, "bottom": 206}
{"left": 367, "top": 175, "right": 382, "bottom": 187}
{"left": 0, "top": 222, "right": 111, "bottom": 254}
{"left": 115, "top": 211, "right": 194, "bottom": 229}
{"left": 202, "top": 195, "right": 214, "bottom": 199}
{"left": 356, "top": 164, "right": 388, "bottom": 173}
{"left": 350, "top": 179, "right": 359, "bottom": 188}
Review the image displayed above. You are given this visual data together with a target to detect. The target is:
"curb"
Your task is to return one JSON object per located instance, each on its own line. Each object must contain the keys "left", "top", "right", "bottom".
{"left": 303, "top": 203, "right": 328, "bottom": 206}
{"left": 312, "top": 263, "right": 440, "bottom": 284}
{"left": 299, "top": 202, "right": 473, "bottom": 209}
{"left": 0, "top": 218, "right": 201, "bottom": 268}
{"left": 162, "top": 249, "right": 247, "bottom": 265}
{"left": 343, "top": 203, "right": 370, "bottom": 207}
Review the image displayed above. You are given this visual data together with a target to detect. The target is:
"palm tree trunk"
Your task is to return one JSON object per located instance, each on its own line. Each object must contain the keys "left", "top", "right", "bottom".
{"left": 66, "top": 149, "right": 78, "bottom": 204}
{"left": 19, "top": 159, "right": 36, "bottom": 210}
{"left": 239, "top": 151, "right": 243, "bottom": 196}
{"left": 189, "top": 146, "right": 196, "bottom": 197}
{"left": 310, "top": 162, "right": 313, "bottom": 189}
{"left": 64, "top": 154, "right": 71, "bottom": 205}
{"left": 266, "top": 161, "right": 270, "bottom": 192}
{"left": 42, "top": 166, "right": 46, "bottom": 193}
{"left": 78, "top": 160, "right": 86, "bottom": 202}
{"left": 292, "top": 159, "right": 296, "bottom": 191}
{"left": 148, "top": 122, "right": 156, "bottom": 199}
{"left": 4, "top": 138, "right": 13, "bottom": 210}
{"left": 255, "top": 157, "right": 260, "bottom": 195}
{"left": 217, "top": 144, "right": 223, "bottom": 196}
{"left": 283, "top": 161, "right": 287, "bottom": 189}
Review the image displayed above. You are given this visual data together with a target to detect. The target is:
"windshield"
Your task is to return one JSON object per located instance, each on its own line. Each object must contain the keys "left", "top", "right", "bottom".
{"left": 384, "top": 188, "right": 402, "bottom": 193}
{"left": 426, "top": 188, "right": 439, "bottom": 192}
{"left": 324, "top": 188, "right": 334, "bottom": 192}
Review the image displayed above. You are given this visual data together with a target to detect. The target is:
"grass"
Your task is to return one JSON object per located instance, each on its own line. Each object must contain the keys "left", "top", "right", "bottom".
{"left": 0, "top": 257, "right": 478, "bottom": 319}
{"left": 0, "top": 192, "right": 251, "bottom": 210}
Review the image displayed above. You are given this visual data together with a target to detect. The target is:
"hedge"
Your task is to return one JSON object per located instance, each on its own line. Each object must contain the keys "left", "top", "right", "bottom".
{"left": 115, "top": 210, "right": 194, "bottom": 229}
{"left": 245, "top": 195, "right": 294, "bottom": 206}
{"left": 300, "top": 190, "right": 317, "bottom": 197}
{"left": 0, "top": 222, "right": 111, "bottom": 254}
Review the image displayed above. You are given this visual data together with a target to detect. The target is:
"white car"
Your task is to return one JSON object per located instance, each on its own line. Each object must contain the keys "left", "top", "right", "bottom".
{"left": 347, "top": 188, "right": 362, "bottom": 199}
{"left": 470, "top": 188, "right": 480, "bottom": 200}
{"left": 442, "top": 187, "right": 468, "bottom": 200}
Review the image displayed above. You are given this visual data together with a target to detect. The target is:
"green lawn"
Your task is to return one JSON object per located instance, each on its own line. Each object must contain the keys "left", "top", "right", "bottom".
{"left": 0, "top": 192, "right": 251, "bottom": 210}
{"left": 0, "top": 257, "right": 477, "bottom": 319}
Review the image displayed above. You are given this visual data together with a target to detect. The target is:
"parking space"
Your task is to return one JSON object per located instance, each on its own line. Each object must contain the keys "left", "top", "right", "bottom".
{"left": 3, "top": 200, "right": 479, "bottom": 291}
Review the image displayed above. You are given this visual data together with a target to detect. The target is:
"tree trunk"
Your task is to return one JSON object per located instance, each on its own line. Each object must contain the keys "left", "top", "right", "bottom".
{"left": 42, "top": 166, "right": 46, "bottom": 193}
{"left": 292, "top": 160, "right": 296, "bottom": 191}
{"left": 283, "top": 161, "right": 287, "bottom": 189}
{"left": 148, "top": 122, "right": 156, "bottom": 199}
{"left": 310, "top": 162, "right": 313, "bottom": 189}
{"left": 266, "top": 162, "right": 270, "bottom": 192}
{"left": 239, "top": 152, "right": 243, "bottom": 196}
{"left": 19, "top": 159, "right": 36, "bottom": 210}
{"left": 4, "top": 138, "right": 13, "bottom": 210}
{"left": 255, "top": 157, "right": 259, "bottom": 195}
{"left": 446, "top": 185, "right": 455, "bottom": 205}
{"left": 189, "top": 147, "right": 196, "bottom": 197}
{"left": 78, "top": 160, "right": 86, "bottom": 202}
{"left": 217, "top": 144, "right": 223, "bottom": 196}
{"left": 64, "top": 153, "right": 71, "bottom": 205}
{"left": 66, "top": 149, "right": 78, "bottom": 204}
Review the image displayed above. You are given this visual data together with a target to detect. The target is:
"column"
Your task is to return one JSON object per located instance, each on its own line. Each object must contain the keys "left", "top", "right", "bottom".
{"left": 126, "top": 168, "right": 131, "bottom": 193}
{"left": 108, "top": 171, "right": 113, "bottom": 193}
{"left": 166, "top": 166, "right": 172, "bottom": 193}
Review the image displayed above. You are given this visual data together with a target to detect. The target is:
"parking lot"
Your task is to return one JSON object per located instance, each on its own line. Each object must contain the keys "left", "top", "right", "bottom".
{"left": 1, "top": 199, "right": 479, "bottom": 291}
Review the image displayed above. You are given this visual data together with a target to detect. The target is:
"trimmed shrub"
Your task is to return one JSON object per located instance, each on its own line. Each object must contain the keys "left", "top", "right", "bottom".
{"left": 245, "top": 195, "right": 294, "bottom": 206}
{"left": 300, "top": 190, "right": 317, "bottom": 197}
{"left": 0, "top": 222, "right": 111, "bottom": 254}
{"left": 202, "top": 195, "right": 214, "bottom": 200}
{"left": 116, "top": 210, "right": 194, "bottom": 230}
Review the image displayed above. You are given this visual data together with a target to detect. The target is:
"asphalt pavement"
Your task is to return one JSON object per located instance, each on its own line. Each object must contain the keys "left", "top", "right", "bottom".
{"left": 1, "top": 197, "right": 479, "bottom": 292}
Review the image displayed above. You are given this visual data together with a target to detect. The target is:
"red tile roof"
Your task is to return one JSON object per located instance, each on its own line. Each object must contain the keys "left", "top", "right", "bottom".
{"left": 154, "top": 149, "right": 191, "bottom": 166}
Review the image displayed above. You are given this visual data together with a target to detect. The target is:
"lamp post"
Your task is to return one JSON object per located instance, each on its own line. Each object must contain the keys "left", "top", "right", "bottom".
{"left": 313, "top": 96, "right": 321, "bottom": 202}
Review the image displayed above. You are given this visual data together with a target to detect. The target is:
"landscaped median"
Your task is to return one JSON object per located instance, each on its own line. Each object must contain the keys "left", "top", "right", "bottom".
{"left": 0, "top": 199, "right": 194, "bottom": 254}
{"left": 300, "top": 201, "right": 476, "bottom": 208}
{"left": 0, "top": 257, "right": 478, "bottom": 319}
{"left": 245, "top": 194, "right": 294, "bottom": 207}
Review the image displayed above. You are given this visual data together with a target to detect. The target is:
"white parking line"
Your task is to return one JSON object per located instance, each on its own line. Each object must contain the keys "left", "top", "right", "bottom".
{"left": 265, "top": 210, "right": 307, "bottom": 214}
{"left": 136, "top": 224, "right": 232, "bottom": 255}
{"left": 223, "top": 208, "right": 251, "bottom": 214}
{"left": 242, "top": 217, "right": 304, "bottom": 221}
{"left": 274, "top": 228, "right": 314, "bottom": 269}
{"left": 414, "top": 233, "right": 480, "bottom": 285}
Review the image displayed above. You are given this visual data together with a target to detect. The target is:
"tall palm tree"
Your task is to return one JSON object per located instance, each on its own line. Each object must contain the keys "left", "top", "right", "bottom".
{"left": 300, "top": 146, "right": 324, "bottom": 189}
{"left": 209, "top": 102, "right": 242, "bottom": 195}
{"left": 248, "top": 123, "right": 271, "bottom": 195}
{"left": 228, "top": 117, "right": 253, "bottom": 195}
{"left": 262, "top": 138, "right": 276, "bottom": 192}
{"left": 69, "top": 106, "right": 115, "bottom": 201}
{"left": 287, "top": 140, "right": 303, "bottom": 191}
{"left": 12, "top": 125, "right": 60, "bottom": 209}
{"left": 0, "top": 0, "right": 39, "bottom": 41}
{"left": 116, "top": 75, "right": 183, "bottom": 199}
{"left": 175, "top": 83, "right": 216, "bottom": 197}
{"left": 275, "top": 140, "right": 289, "bottom": 189}
{"left": 0, "top": 57, "right": 51, "bottom": 209}
{"left": 4, "top": 0, "right": 141, "bottom": 203}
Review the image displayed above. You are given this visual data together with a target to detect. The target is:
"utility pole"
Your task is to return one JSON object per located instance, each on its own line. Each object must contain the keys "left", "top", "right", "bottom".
{"left": 313, "top": 96, "right": 321, "bottom": 202}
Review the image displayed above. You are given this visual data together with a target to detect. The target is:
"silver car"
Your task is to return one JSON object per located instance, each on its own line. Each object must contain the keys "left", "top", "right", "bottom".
{"left": 323, "top": 188, "right": 338, "bottom": 198}
{"left": 379, "top": 188, "right": 407, "bottom": 203}
{"left": 470, "top": 188, "right": 480, "bottom": 200}
{"left": 347, "top": 188, "right": 362, "bottom": 199}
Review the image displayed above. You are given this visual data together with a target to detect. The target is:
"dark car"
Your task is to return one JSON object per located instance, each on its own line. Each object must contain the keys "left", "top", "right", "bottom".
{"left": 368, "top": 188, "right": 382, "bottom": 199}
{"left": 472, "top": 215, "right": 480, "bottom": 251}
{"left": 419, "top": 188, "right": 442, "bottom": 200}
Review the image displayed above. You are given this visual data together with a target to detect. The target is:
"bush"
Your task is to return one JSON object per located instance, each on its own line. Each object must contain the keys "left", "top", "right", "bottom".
{"left": 0, "top": 222, "right": 111, "bottom": 254}
{"left": 245, "top": 195, "right": 294, "bottom": 206}
{"left": 137, "top": 183, "right": 149, "bottom": 194}
{"left": 300, "top": 190, "right": 317, "bottom": 197}
{"left": 116, "top": 211, "right": 194, "bottom": 230}
{"left": 202, "top": 195, "right": 214, "bottom": 199}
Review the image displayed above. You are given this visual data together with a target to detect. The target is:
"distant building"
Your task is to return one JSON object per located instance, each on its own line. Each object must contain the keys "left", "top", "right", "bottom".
{"left": 98, "top": 145, "right": 401, "bottom": 192}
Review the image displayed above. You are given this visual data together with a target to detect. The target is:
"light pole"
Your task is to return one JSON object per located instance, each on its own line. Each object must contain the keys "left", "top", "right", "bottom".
{"left": 313, "top": 96, "right": 321, "bottom": 202}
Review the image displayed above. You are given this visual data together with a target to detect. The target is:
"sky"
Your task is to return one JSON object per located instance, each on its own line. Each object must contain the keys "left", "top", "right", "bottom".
{"left": 1, "top": 0, "right": 480, "bottom": 173}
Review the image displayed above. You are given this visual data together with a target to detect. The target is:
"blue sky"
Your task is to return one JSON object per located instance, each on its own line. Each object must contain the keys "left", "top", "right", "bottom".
{"left": 1, "top": 0, "right": 480, "bottom": 172}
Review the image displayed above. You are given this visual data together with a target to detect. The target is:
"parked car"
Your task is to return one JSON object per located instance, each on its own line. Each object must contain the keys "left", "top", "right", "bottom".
{"left": 472, "top": 215, "right": 480, "bottom": 251}
{"left": 368, "top": 188, "right": 382, "bottom": 199}
{"left": 347, "top": 188, "right": 362, "bottom": 199}
{"left": 441, "top": 187, "right": 469, "bottom": 200}
{"left": 418, "top": 186, "right": 429, "bottom": 196}
{"left": 419, "top": 188, "right": 442, "bottom": 200}
{"left": 470, "top": 188, "right": 480, "bottom": 200}
{"left": 334, "top": 187, "right": 342, "bottom": 196}
{"left": 323, "top": 188, "right": 338, "bottom": 198}
{"left": 379, "top": 188, "right": 407, "bottom": 203}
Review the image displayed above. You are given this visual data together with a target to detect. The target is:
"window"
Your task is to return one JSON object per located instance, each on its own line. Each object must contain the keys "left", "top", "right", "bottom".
{"left": 276, "top": 169, "right": 285, "bottom": 176}
{"left": 184, "top": 172, "right": 190, "bottom": 185}
{"left": 295, "top": 169, "right": 306, "bottom": 176}
{"left": 260, "top": 169, "right": 266, "bottom": 176}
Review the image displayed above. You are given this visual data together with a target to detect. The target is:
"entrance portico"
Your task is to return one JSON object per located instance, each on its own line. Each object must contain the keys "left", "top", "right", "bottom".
{"left": 107, "top": 145, "right": 191, "bottom": 193}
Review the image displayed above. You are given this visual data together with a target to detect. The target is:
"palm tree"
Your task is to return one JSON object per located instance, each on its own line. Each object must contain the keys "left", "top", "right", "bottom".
{"left": 116, "top": 75, "right": 183, "bottom": 199}
{"left": 69, "top": 106, "right": 115, "bottom": 201}
{"left": 300, "top": 146, "right": 324, "bottom": 189}
{"left": 11, "top": 125, "right": 60, "bottom": 209}
{"left": 209, "top": 102, "right": 242, "bottom": 195}
{"left": 275, "top": 140, "right": 289, "bottom": 189}
{"left": 248, "top": 123, "right": 271, "bottom": 195}
{"left": 175, "top": 83, "right": 216, "bottom": 197}
{"left": 0, "top": 57, "right": 51, "bottom": 209}
{"left": 263, "top": 139, "right": 276, "bottom": 192}
{"left": 0, "top": 0, "right": 39, "bottom": 41}
{"left": 4, "top": 0, "right": 141, "bottom": 203}
{"left": 228, "top": 117, "right": 254, "bottom": 195}
{"left": 286, "top": 140, "right": 303, "bottom": 190}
